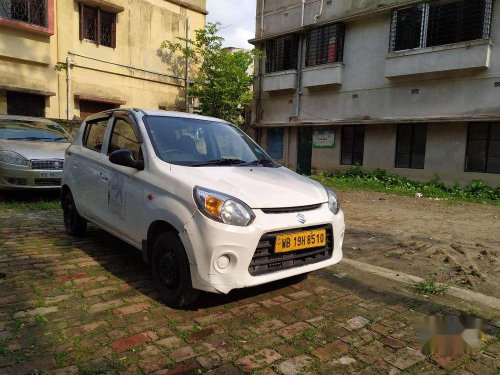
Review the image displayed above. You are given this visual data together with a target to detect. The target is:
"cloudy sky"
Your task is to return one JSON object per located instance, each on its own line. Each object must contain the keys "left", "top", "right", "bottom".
{"left": 207, "top": 0, "right": 257, "bottom": 49}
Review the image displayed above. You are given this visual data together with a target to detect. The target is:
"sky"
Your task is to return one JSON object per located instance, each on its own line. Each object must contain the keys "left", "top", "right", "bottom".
{"left": 206, "top": 0, "right": 257, "bottom": 49}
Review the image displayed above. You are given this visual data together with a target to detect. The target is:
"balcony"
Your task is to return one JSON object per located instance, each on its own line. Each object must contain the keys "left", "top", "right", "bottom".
{"left": 303, "top": 63, "right": 343, "bottom": 88}
{"left": 385, "top": 39, "right": 491, "bottom": 79}
{"left": 262, "top": 70, "right": 297, "bottom": 92}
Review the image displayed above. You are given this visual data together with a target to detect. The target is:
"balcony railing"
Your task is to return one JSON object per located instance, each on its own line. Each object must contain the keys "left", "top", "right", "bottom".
{"left": 0, "top": 0, "right": 47, "bottom": 28}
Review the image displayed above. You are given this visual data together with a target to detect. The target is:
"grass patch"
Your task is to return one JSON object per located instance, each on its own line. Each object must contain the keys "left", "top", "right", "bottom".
{"left": 0, "top": 340, "right": 8, "bottom": 356}
{"left": 313, "top": 167, "right": 500, "bottom": 204}
{"left": 0, "top": 191, "right": 60, "bottom": 211}
{"left": 54, "top": 350, "right": 70, "bottom": 368}
{"left": 414, "top": 276, "right": 449, "bottom": 295}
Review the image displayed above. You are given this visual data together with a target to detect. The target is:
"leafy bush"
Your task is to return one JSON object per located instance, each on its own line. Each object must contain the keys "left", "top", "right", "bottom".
{"left": 315, "top": 166, "right": 500, "bottom": 203}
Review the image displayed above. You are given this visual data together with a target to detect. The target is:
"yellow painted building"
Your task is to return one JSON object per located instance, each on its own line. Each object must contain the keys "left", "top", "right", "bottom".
{"left": 0, "top": 0, "right": 206, "bottom": 119}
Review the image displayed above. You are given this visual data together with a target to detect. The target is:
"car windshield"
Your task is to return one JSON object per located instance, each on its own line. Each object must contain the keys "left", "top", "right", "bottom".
{"left": 144, "top": 116, "right": 278, "bottom": 167}
{"left": 0, "top": 120, "right": 71, "bottom": 143}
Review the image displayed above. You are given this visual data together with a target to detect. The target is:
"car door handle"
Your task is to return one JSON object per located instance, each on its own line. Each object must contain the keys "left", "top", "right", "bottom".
{"left": 100, "top": 172, "right": 109, "bottom": 181}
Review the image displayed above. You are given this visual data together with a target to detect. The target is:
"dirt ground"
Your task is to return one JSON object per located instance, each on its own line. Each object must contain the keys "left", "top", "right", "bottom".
{"left": 340, "top": 190, "right": 500, "bottom": 298}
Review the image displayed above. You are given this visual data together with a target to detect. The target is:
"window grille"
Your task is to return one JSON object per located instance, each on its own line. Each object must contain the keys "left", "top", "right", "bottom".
{"left": 341, "top": 125, "right": 365, "bottom": 166}
{"left": 267, "top": 128, "right": 284, "bottom": 160}
{"left": 389, "top": 0, "right": 493, "bottom": 52}
{"left": 0, "top": 0, "right": 47, "bottom": 27}
{"left": 466, "top": 123, "right": 500, "bottom": 174}
{"left": 80, "top": 4, "right": 116, "bottom": 48}
{"left": 396, "top": 124, "right": 427, "bottom": 169}
{"left": 265, "top": 34, "right": 299, "bottom": 73}
{"left": 306, "top": 23, "right": 345, "bottom": 67}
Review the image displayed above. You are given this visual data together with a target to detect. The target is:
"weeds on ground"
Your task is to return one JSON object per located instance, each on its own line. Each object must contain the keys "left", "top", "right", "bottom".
{"left": 414, "top": 276, "right": 449, "bottom": 295}
{"left": 314, "top": 167, "right": 500, "bottom": 204}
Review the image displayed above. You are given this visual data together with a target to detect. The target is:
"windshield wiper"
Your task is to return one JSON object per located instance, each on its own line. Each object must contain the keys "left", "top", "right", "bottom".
{"left": 7, "top": 137, "right": 66, "bottom": 142}
{"left": 191, "top": 159, "right": 248, "bottom": 167}
{"left": 245, "top": 158, "right": 278, "bottom": 167}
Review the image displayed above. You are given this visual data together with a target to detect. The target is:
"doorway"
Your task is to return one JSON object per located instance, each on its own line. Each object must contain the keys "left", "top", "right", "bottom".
{"left": 7, "top": 91, "right": 46, "bottom": 117}
{"left": 297, "top": 127, "right": 313, "bottom": 175}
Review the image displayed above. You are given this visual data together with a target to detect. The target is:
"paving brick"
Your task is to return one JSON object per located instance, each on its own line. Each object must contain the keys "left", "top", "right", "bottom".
{"left": 155, "top": 362, "right": 199, "bottom": 375}
{"left": 48, "top": 365, "right": 79, "bottom": 375}
{"left": 82, "top": 287, "right": 116, "bottom": 298}
{"left": 314, "top": 340, "right": 350, "bottom": 360}
{"left": 277, "top": 355, "right": 314, "bottom": 375}
{"left": 111, "top": 331, "right": 157, "bottom": 353}
{"left": 14, "top": 306, "right": 58, "bottom": 318}
{"left": 249, "top": 319, "right": 287, "bottom": 334}
{"left": 236, "top": 348, "right": 282, "bottom": 372}
{"left": 385, "top": 347, "right": 426, "bottom": 370}
{"left": 63, "top": 321, "right": 109, "bottom": 338}
{"left": 342, "top": 316, "right": 370, "bottom": 331}
{"left": 113, "top": 302, "right": 150, "bottom": 315}
{"left": 194, "top": 312, "right": 233, "bottom": 325}
{"left": 230, "top": 303, "right": 260, "bottom": 316}
{"left": 278, "top": 322, "right": 310, "bottom": 339}
{"left": 45, "top": 294, "right": 71, "bottom": 304}
{"left": 172, "top": 346, "right": 196, "bottom": 362}
{"left": 196, "top": 353, "right": 222, "bottom": 368}
{"left": 187, "top": 327, "right": 215, "bottom": 341}
{"left": 88, "top": 299, "right": 123, "bottom": 314}
{"left": 383, "top": 336, "right": 405, "bottom": 349}
{"left": 287, "top": 290, "right": 312, "bottom": 300}
{"left": 157, "top": 336, "right": 183, "bottom": 348}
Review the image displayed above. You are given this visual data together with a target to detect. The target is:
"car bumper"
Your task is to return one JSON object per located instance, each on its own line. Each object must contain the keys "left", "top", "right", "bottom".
{"left": 181, "top": 204, "right": 345, "bottom": 294}
{"left": 0, "top": 163, "right": 63, "bottom": 190}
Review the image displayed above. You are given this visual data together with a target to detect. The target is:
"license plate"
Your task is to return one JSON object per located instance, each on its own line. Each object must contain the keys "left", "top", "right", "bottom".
{"left": 40, "top": 172, "right": 60, "bottom": 178}
{"left": 275, "top": 229, "right": 327, "bottom": 253}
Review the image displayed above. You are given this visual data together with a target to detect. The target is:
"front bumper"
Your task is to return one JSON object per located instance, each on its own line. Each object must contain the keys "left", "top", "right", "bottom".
{"left": 0, "top": 162, "right": 63, "bottom": 190}
{"left": 181, "top": 203, "right": 345, "bottom": 294}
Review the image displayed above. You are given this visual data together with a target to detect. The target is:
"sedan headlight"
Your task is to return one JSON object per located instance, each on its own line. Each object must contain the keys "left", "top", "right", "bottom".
{"left": 193, "top": 186, "right": 255, "bottom": 227}
{"left": 324, "top": 186, "right": 340, "bottom": 215}
{"left": 0, "top": 151, "right": 29, "bottom": 167}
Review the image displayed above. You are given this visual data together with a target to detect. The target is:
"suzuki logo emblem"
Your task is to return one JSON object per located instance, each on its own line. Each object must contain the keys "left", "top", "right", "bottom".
{"left": 297, "top": 213, "right": 306, "bottom": 224}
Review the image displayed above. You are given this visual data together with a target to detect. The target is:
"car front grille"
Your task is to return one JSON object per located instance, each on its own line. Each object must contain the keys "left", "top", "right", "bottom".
{"left": 31, "top": 159, "right": 64, "bottom": 170}
{"left": 5, "top": 177, "right": 28, "bottom": 186}
{"left": 248, "top": 224, "right": 334, "bottom": 276}
{"left": 35, "top": 178, "right": 62, "bottom": 187}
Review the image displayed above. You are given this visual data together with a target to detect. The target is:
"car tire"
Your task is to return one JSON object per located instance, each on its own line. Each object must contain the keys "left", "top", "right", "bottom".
{"left": 63, "top": 192, "right": 87, "bottom": 237}
{"left": 152, "top": 232, "right": 200, "bottom": 308}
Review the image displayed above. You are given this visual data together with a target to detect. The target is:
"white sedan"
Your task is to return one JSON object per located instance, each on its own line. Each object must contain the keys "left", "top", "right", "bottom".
{"left": 61, "top": 109, "right": 345, "bottom": 308}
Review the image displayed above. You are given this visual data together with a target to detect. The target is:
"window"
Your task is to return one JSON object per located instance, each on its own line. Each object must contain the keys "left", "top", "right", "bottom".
{"left": 267, "top": 128, "right": 284, "bottom": 160}
{"left": 0, "top": 0, "right": 47, "bottom": 27}
{"left": 389, "top": 0, "right": 493, "bottom": 52}
{"left": 108, "top": 119, "right": 142, "bottom": 160}
{"left": 306, "top": 23, "right": 345, "bottom": 67}
{"left": 79, "top": 4, "right": 116, "bottom": 48}
{"left": 341, "top": 125, "right": 365, "bottom": 165}
{"left": 466, "top": 123, "right": 500, "bottom": 174}
{"left": 265, "top": 35, "right": 299, "bottom": 73}
{"left": 396, "top": 124, "right": 427, "bottom": 169}
{"left": 84, "top": 119, "right": 108, "bottom": 152}
{"left": 7, "top": 91, "right": 45, "bottom": 117}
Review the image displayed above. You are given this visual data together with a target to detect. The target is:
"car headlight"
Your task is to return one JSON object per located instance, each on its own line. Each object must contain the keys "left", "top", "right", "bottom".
{"left": 0, "top": 151, "right": 29, "bottom": 167}
{"left": 193, "top": 186, "right": 255, "bottom": 227}
{"left": 324, "top": 186, "right": 340, "bottom": 215}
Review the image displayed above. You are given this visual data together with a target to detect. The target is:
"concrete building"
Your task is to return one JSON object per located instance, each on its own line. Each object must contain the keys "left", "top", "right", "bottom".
{"left": 251, "top": 0, "right": 500, "bottom": 186}
{"left": 0, "top": 0, "right": 206, "bottom": 120}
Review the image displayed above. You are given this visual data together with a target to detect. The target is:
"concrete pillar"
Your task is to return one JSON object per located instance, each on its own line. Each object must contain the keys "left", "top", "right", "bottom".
{"left": 0, "top": 90, "right": 6, "bottom": 114}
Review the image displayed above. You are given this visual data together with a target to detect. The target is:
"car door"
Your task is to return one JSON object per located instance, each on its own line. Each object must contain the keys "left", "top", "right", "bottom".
{"left": 71, "top": 116, "right": 112, "bottom": 223}
{"left": 101, "top": 114, "right": 146, "bottom": 246}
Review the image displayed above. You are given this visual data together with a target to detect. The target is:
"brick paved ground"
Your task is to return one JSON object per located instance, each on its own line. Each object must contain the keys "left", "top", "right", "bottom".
{"left": 0, "top": 208, "right": 498, "bottom": 374}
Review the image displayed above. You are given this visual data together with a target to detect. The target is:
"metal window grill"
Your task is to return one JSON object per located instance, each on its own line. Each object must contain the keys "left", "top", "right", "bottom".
{"left": 389, "top": 0, "right": 493, "bottom": 52}
{"left": 0, "top": 0, "right": 47, "bottom": 27}
{"left": 265, "top": 34, "right": 299, "bottom": 73}
{"left": 306, "top": 23, "right": 345, "bottom": 67}
{"left": 82, "top": 5, "right": 97, "bottom": 42}
{"left": 100, "top": 10, "right": 115, "bottom": 47}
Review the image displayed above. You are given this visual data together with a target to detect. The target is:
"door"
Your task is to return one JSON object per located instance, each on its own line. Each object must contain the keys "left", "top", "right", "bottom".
{"left": 101, "top": 115, "right": 145, "bottom": 246}
{"left": 80, "top": 100, "right": 116, "bottom": 121}
{"left": 7, "top": 91, "right": 45, "bottom": 117}
{"left": 297, "top": 127, "right": 313, "bottom": 175}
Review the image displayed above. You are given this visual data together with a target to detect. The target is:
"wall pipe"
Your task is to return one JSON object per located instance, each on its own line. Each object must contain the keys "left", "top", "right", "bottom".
{"left": 314, "top": 0, "right": 324, "bottom": 23}
{"left": 295, "top": 0, "right": 306, "bottom": 118}
{"left": 185, "top": 16, "right": 190, "bottom": 113}
{"left": 261, "top": 0, "right": 265, "bottom": 37}
{"left": 66, "top": 55, "right": 72, "bottom": 120}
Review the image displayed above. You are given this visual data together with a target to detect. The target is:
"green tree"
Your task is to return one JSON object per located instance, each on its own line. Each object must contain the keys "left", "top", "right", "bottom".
{"left": 161, "top": 22, "right": 257, "bottom": 127}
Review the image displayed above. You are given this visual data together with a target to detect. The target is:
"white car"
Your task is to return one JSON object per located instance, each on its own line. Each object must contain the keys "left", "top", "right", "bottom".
{"left": 62, "top": 109, "right": 345, "bottom": 307}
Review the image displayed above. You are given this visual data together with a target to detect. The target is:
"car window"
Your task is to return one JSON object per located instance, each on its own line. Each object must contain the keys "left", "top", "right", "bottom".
{"left": 0, "top": 120, "right": 71, "bottom": 143}
{"left": 108, "top": 118, "right": 142, "bottom": 160}
{"left": 84, "top": 119, "right": 108, "bottom": 152}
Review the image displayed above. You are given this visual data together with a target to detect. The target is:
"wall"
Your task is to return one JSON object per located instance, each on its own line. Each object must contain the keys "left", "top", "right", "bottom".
{"left": 0, "top": 0, "right": 206, "bottom": 119}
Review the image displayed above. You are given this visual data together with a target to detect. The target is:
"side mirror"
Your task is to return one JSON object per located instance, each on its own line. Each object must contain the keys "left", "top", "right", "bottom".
{"left": 109, "top": 149, "right": 144, "bottom": 170}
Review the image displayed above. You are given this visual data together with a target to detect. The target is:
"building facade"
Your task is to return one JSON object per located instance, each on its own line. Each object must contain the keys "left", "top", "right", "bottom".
{"left": 0, "top": 0, "right": 206, "bottom": 120}
{"left": 251, "top": 0, "right": 500, "bottom": 186}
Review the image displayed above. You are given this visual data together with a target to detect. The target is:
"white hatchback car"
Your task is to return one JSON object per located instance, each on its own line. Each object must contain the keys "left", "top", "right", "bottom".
{"left": 62, "top": 109, "right": 345, "bottom": 307}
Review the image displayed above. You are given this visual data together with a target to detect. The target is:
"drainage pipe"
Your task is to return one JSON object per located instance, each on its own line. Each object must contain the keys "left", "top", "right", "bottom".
{"left": 314, "top": 0, "right": 324, "bottom": 23}
{"left": 66, "top": 55, "right": 72, "bottom": 120}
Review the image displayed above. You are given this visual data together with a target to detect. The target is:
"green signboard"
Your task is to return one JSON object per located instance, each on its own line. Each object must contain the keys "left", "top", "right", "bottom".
{"left": 313, "top": 129, "right": 335, "bottom": 148}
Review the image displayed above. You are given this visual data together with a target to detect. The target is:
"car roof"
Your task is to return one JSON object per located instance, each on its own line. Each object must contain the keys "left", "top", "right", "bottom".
{"left": 0, "top": 115, "right": 58, "bottom": 124}
{"left": 85, "top": 108, "right": 231, "bottom": 125}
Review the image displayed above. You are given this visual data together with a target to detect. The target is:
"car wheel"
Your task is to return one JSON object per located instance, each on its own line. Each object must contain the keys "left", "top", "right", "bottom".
{"left": 63, "top": 192, "right": 87, "bottom": 237}
{"left": 152, "top": 232, "right": 200, "bottom": 308}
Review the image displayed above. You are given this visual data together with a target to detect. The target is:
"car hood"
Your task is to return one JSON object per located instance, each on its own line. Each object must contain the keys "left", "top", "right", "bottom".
{"left": 0, "top": 140, "right": 69, "bottom": 160}
{"left": 174, "top": 165, "right": 328, "bottom": 209}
